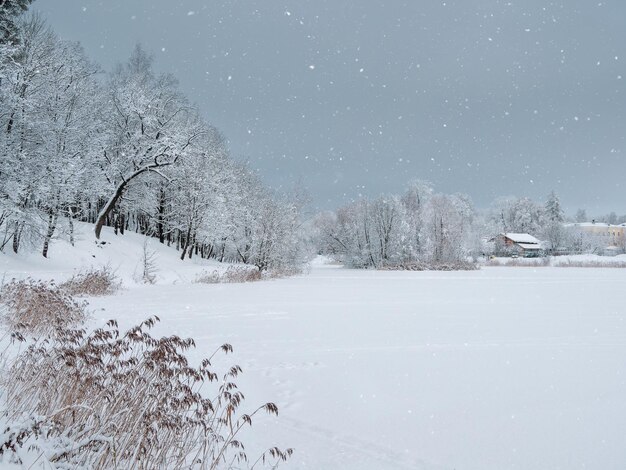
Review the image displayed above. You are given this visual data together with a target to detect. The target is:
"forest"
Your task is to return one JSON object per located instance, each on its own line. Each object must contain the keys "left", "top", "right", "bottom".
{"left": 2, "top": 9, "right": 626, "bottom": 273}
{"left": 1, "top": 12, "right": 305, "bottom": 272}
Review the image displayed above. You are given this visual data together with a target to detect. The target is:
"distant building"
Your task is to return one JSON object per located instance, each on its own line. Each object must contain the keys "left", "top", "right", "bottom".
{"left": 566, "top": 221, "right": 626, "bottom": 254}
{"left": 492, "top": 233, "right": 544, "bottom": 257}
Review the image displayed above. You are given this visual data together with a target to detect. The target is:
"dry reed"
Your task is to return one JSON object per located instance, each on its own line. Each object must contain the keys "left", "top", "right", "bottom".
{"left": 0, "top": 279, "right": 87, "bottom": 335}
{"left": 1, "top": 317, "right": 292, "bottom": 468}
{"left": 59, "top": 266, "right": 120, "bottom": 296}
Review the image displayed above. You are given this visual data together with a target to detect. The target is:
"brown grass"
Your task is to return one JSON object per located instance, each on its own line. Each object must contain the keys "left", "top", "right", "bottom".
{"left": 380, "top": 260, "right": 479, "bottom": 271}
{"left": 485, "top": 258, "right": 626, "bottom": 268}
{"left": 552, "top": 259, "right": 626, "bottom": 268}
{"left": 195, "top": 266, "right": 262, "bottom": 284}
{"left": 1, "top": 317, "right": 293, "bottom": 468}
{"left": 485, "top": 258, "right": 550, "bottom": 267}
{"left": 222, "top": 266, "right": 263, "bottom": 283}
{"left": 59, "top": 266, "right": 120, "bottom": 296}
{"left": 0, "top": 279, "right": 87, "bottom": 335}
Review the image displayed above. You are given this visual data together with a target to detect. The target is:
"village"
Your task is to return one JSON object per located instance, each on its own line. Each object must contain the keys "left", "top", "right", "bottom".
{"left": 489, "top": 221, "right": 626, "bottom": 258}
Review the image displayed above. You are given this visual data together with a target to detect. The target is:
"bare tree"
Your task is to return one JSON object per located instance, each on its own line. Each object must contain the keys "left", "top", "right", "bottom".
{"left": 94, "top": 45, "right": 204, "bottom": 239}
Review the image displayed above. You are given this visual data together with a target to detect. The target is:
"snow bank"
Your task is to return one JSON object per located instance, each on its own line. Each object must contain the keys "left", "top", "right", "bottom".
{"left": 0, "top": 222, "right": 233, "bottom": 286}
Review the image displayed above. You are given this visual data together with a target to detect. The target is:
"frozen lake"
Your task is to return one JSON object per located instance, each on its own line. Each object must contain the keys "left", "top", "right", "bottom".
{"left": 87, "top": 263, "right": 626, "bottom": 469}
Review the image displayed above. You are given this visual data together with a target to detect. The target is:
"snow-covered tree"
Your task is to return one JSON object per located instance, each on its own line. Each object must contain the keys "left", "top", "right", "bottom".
{"left": 0, "top": 0, "right": 35, "bottom": 45}
{"left": 35, "top": 39, "right": 101, "bottom": 256}
{"left": 424, "top": 193, "right": 474, "bottom": 263}
{"left": 400, "top": 179, "right": 433, "bottom": 261}
{"left": 0, "top": 16, "right": 58, "bottom": 253}
{"left": 490, "top": 196, "right": 544, "bottom": 236}
{"left": 544, "top": 191, "right": 564, "bottom": 223}
{"left": 94, "top": 45, "right": 204, "bottom": 239}
{"left": 542, "top": 191, "right": 566, "bottom": 254}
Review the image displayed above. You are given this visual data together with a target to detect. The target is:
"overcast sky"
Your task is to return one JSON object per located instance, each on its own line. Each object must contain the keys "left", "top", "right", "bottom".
{"left": 34, "top": 1, "right": 626, "bottom": 214}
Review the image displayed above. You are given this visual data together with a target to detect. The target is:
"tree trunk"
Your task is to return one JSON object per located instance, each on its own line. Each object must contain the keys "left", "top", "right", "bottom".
{"left": 67, "top": 215, "right": 74, "bottom": 246}
{"left": 95, "top": 164, "right": 170, "bottom": 239}
{"left": 156, "top": 188, "right": 166, "bottom": 243}
{"left": 42, "top": 212, "right": 58, "bottom": 258}
{"left": 12, "top": 221, "right": 21, "bottom": 254}
{"left": 95, "top": 181, "right": 128, "bottom": 239}
{"left": 180, "top": 224, "right": 193, "bottom": 260}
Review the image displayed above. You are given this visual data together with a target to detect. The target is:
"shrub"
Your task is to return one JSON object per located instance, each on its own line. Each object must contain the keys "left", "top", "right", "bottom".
{"left": 380, "top": 260, "right": 479, "bottom": 271}
{"left": 484, "top": 257, "right": 626, "bottom": 268}
{"left": 265, "top": 265, "right": 305, "bottom": 279}
{"left": 0, "top": 279, "right": 87, "bottom": 335}
{"left": 553, "top": 259, "right": 626, "bottom": 268}
{"left": 195, "top": 266, "right": 262, "bottom": 284}
{"left": 194, "top": 269, "right": 222, "bottom": 284}
{"left": 1, "top": 317, "right": 292, "bottom": 469}
{"left": 222, "top": 266, "right": 262, "bottom": 283}
{"left": 484, "top": 257, "right": 550, "bottom": 267}
{"left": 60, "top": 266, "right": 120, "bottom": 296}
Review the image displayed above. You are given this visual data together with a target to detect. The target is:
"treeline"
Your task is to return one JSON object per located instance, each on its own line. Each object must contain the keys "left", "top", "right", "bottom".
{"left": 313, "top": 181, "right": 480, "bottom": 268}
{"left": 312, "top": 182, "right": 613, "bottom": 268}
{"left": 0, "top": 14, "right": 306, "bottom": 271}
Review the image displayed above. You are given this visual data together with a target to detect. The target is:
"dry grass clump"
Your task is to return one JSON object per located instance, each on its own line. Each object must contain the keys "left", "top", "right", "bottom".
{"left": 222, "top": 266, "right": 262, "bottom": 283}
{"left": 484, "top": 257, "right": 626, "bottom": 268}
{"left": 485, "top": 257, "right": 550, "bottom": 267}
{"left": 553, "top": 259, "right": 626, "bottom": 268}
{"left": 0, "top": 279, "right": 87, "bottom": 335}
{"left": 1, "top": 317, "right": 292, "bottom": 469}
{"left": 195, "top": 266, "right": 262, "bottom": 284}
{"left": 59, "top": 266, "right": 120, "bottom": 296}
{"left": 194, "top": 270, "right": 223, "bottom": 284}
{"left": 381, "top": 260, "right": 479, "bottom": 271}
{"left": 265, "top": 265, "right": 305, "bottom": 279}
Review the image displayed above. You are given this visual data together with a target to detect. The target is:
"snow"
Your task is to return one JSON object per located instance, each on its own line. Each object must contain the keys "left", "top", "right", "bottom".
{"left": 503, "top": 233, "right": 541, "bottom": 244}
{"left": 516, "top": 243, "right": 542, "bottom": 250}
{"left": 0, "top": 222, "right": 232, "bottom": 285}
{"left": 571, "top": 222, "right": 612, "bottom": 228}
{"left": 3, "top": 231, "right": 626, "bottom": 469}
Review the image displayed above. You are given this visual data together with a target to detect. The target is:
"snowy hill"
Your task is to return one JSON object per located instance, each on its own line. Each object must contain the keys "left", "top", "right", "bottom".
{"left": 0, "top": 222, "right": 232, "bottom": 286}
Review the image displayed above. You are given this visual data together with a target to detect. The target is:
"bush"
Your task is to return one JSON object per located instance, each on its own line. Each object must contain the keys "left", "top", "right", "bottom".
{"left": 194, "top": 269, "right": 222, "bottom": 284}
{"left": 60, "top": 266, "right": 120, "bottom": 296}
{"left": 484, "top": 257, "right": 551, "bottom": 267}
{"left": 1, "top": 317, "right": 292, "bottom": 469}
{"left": 222, "top": 266, "right": 262, "bottom": 283}
{"left": 484, "top": 257, "right": 626, "bottom": 268}
{"left": 195, "top": 266, "right": 262, "bottom": 284}
{"left": 380, "top": 260, "right": 479, "bottom": 271}
{"left": 0, "top": 279, "right": 87, "bottom": 335}
{"left": 553, "top": 259, "right": 626, "bottom": 268}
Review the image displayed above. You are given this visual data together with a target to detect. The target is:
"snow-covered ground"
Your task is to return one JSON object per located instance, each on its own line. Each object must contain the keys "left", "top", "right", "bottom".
{"left": 2, "top": 229, "right": 626, "bottom": 469}
{"left": 0, "top": 223, "right": 232, "bottom": 285}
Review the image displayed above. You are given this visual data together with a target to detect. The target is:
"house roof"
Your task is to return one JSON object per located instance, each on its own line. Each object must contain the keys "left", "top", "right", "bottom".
{"left": 503, "top": 233, "right": 541, "bottom": 245}
{"left": 518, "top": 243, "right": 542, "bottom": 250}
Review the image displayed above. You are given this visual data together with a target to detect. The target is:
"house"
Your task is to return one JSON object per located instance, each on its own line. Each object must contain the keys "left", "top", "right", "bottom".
{"left": 492, "top": 233, "right": 544, "bottom": 257}
{"left": 566, "top": 221, "right": 626, "bottom": 254}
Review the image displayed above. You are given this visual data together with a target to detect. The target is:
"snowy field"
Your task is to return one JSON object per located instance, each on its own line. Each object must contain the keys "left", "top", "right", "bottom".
{"left": 2, "top": 229, "right": 626, "bottom": 469}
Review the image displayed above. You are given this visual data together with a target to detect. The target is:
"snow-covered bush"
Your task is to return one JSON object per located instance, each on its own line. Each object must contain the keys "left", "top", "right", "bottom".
{"left": 0, "top": 279, "right": 87, "bottom": 335}
{"left": 484, "top": 257, "right": 551, "bottom": 267}
{"left": 380, "top": 260, "right": 479, "bottom": 271}
{"left": 316, "top": 182, "right": 478, "bottom": 270}
{"left": 1, "top": 317, "right": 292, "bottom": 468}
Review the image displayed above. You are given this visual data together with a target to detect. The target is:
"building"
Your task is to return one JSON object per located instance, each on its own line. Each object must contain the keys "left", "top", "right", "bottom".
{"left": 492, "top": 233, "right": 544, "bottom": 257}
{"left": 566, "top": 221, "right": 626, "bottom": 255}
